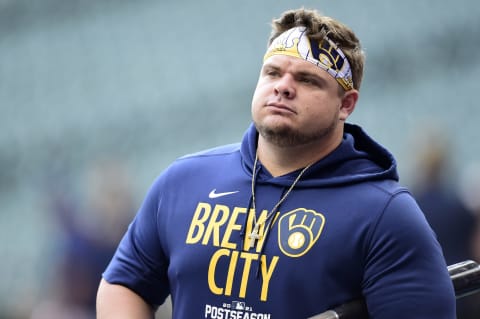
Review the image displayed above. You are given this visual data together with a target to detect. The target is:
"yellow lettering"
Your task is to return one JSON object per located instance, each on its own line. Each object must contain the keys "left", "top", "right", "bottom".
{"left": 202, "top": 204, "right": 230, "bottom": 246}
{"left": 208, "top": 248, "right": 279, "bottom": 302}
{"left": 186, "top": 202, "right": 211, "bottom": 244}
{"left": 238, "top": 252, "right": 258, "bottom": 297}
{"left": 221, "top": 207, "right": 247, "bottom": 249}
{"left": 191, "top": 203, "right": 281, "bottom": 302}
{"left": 242, "top": 208, "right": 255, "bottom": 250}
{"left": 225, "top": 250, "right": 239, "bottom": 296}
{"left": 259, "top": 255, "right": 279, "bottom": 301}
{"left": 208, "top": 248, "right": 230, "bottom": 295}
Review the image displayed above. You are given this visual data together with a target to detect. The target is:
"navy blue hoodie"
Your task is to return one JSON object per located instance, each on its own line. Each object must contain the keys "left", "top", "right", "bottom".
{"left": 103, "top": 123, "right": 455, "bottom": 318}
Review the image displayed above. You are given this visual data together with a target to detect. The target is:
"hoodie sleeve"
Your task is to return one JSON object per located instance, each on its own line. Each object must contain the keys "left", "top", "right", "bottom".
{"left": 362, "top": 190, "right": 456, "bottom": 319}
{"left": 102, "top": 175, "right": 170, "bottom": 307}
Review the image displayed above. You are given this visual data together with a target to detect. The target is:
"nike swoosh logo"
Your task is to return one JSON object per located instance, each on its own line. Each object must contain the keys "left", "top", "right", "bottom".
{"left": 208, "top": 189, "right": 239, "bottom": 199}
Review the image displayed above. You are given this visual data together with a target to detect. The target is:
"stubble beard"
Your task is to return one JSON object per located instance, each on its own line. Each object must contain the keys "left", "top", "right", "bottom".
{"left": 254, "top": 114, "right": 339, "bottom": 148}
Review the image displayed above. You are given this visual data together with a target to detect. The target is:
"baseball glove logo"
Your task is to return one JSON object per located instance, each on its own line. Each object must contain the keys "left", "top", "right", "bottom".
{"left": 278, "top": 208, "right": 325, "bottom": 257}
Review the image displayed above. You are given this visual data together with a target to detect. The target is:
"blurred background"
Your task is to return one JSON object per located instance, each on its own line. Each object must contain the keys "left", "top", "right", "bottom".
{"left": 1, "top": 0, "right": 480, "bottom": 318}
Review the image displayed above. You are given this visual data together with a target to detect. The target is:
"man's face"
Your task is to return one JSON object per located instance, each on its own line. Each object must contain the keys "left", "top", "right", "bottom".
{"left": 251, "top": 54, "right": 352, "bottom": 147}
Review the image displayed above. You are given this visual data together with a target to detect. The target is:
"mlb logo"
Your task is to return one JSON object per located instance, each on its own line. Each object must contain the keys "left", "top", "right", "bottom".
{"left": 232, "top": 301, "right": 245, "bottom": 310}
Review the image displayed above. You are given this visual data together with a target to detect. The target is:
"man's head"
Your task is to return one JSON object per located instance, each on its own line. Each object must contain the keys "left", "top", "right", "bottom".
{"left": 267, "top": 8, "right": 365, "bottom": 91}
{"left": 251, "top": 8, "right": 364, "bottom": 150}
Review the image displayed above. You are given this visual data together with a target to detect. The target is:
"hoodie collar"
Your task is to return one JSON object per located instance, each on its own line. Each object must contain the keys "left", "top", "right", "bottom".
{"left": 240, "top": 123, "right": 398, "bottom": 187}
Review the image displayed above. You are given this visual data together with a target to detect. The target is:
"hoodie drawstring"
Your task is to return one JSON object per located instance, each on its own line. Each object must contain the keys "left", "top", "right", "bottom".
{"left": 254, "top": 187, "right": 288, "bottom": 278}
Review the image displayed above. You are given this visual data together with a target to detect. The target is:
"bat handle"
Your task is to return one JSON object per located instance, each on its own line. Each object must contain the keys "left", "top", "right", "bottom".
{"left": 308, "top": 299, "right": 368, "bottom": 319}
{"left": 448, "top": 260, "right": 480, "bottom": 299}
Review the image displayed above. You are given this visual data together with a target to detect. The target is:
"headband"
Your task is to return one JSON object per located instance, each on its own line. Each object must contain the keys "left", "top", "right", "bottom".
{"left": 263, "top": 26, "right": 354, "bottom": 91}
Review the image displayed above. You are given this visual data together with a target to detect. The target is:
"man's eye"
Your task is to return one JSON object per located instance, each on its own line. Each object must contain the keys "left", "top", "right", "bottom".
{"left": 300, "top": 77, "right": 313, "bottom": 84}
{"left": 266, "top": 70, "right": 279, "bottom": 77}
{"left": 299, "top": 77, "right": 320, "bottom": 86}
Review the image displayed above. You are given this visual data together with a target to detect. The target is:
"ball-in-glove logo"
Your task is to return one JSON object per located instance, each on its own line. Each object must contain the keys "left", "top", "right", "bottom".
{"left": 278, "top": 208, "right": 325, "bottom": 257}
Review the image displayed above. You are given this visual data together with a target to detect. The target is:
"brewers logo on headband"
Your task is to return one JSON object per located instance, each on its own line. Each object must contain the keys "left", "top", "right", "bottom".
{"left": 264, "top": 26, "right": 354, "bottom": 91}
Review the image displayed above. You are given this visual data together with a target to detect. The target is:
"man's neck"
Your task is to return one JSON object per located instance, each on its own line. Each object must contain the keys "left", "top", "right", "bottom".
{"left": 256, "top": 134, "right": 342, "bottom": 177}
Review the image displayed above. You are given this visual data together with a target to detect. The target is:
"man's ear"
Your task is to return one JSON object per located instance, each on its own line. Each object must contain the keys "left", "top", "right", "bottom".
{"left": 339, "top": 90, "right": 359, "bottom": 121}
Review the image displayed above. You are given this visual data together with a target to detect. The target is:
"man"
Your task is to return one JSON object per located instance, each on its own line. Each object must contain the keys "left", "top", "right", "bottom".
{"left": 97, "top": 8, "right": 456, "bottom": 318}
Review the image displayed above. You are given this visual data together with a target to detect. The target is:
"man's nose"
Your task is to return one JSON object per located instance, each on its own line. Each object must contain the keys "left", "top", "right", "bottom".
{"left": 274, "top": 75, "right": 296, "bottom": 99}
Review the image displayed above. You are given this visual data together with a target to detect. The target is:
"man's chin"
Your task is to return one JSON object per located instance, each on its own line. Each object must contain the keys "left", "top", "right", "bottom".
{"left": 255, "top": 123, "right": 299, "bottom": 147}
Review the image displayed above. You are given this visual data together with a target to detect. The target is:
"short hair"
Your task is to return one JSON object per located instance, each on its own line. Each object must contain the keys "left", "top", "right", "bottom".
{"left": 268, "top": 8, "right": 365, "bottom": 90}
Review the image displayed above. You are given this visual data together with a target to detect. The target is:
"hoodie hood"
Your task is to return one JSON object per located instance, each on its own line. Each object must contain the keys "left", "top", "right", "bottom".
{"left": 240, "top": 123, "right": 399, "bottom": 188}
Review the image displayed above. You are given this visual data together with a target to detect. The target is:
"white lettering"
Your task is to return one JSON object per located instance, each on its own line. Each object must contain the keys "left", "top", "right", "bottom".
{"left": 205, "top": 304, "right": 271, "bottom": 319}
{"left": 205, "top": 304, "right": 212, "bottom": 317}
